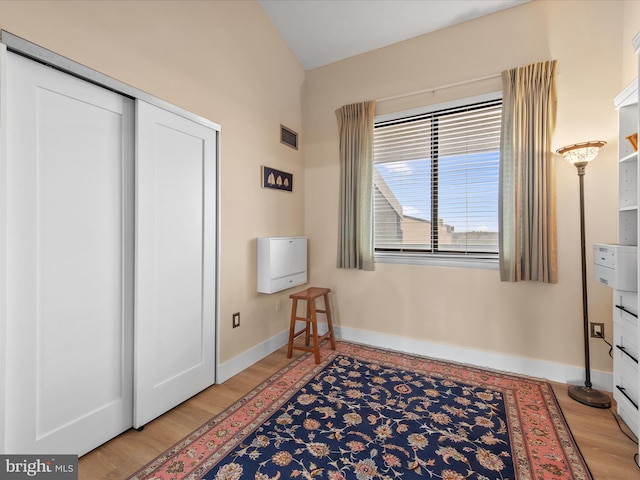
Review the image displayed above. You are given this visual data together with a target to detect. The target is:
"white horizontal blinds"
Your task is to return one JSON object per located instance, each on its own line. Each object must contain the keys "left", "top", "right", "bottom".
{"left": 436, "top": 101, "right": 501, "bottom": 252}
{"left": 373, "top": 99, "right": 501, "bottom": 254}
{"left": 374, "top": 117, "right": 433, "bottom": 250}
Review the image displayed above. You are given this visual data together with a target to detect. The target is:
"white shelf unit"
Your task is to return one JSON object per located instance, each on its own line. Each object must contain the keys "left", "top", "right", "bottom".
{"left": 612, "top": 75, "right": 639, "bottom": 442}
{"left": 613, "top": 291, "right": 639, "bottom": 436}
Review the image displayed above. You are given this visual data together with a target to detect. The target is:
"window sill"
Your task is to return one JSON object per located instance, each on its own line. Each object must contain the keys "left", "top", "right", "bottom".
{"left": 374, "top": 252, "right": 499, "bottom": 270}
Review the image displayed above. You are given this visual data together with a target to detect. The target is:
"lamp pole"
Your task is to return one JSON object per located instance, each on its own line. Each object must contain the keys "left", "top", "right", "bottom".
{"left": 567, "top": 161, "right": 611, "bottom": 408}
{"left": 577, "top": 164, "right": 591, "bottom": 387}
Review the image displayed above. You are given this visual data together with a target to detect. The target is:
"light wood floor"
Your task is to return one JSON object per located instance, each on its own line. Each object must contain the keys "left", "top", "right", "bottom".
{"left": 79, "top": 347, "right": 640, "bottom": 479}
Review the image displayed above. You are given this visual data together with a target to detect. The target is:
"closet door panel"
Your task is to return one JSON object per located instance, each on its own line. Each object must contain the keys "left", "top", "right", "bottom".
{"left": 3, "top": 52, "right": 134, "bottom": 454}
{"left": 134, "top": 100, "right": 217, "bottom": 428}
{"left": 37, "top": 87, "right": 124, "bottom": 435}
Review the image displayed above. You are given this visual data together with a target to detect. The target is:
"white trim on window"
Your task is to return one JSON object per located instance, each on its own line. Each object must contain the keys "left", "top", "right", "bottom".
{"left": 375, "top": 91, "right": 502, "bottom": 123}
{"left": 373, "top": 91, "right": 502, "bottom": 268}
{"left": 375, "top": 251, "right": 498, "bottom": 270}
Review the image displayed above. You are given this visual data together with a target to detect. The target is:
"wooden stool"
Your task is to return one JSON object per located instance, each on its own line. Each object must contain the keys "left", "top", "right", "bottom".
{"left": 287, "top": 287, "right": 336, "bottom": 364}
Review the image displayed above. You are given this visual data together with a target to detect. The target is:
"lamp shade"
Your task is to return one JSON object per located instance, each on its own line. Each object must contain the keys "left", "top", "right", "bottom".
{"left": 556, "top": 141, "right": 606, "bottom": 165}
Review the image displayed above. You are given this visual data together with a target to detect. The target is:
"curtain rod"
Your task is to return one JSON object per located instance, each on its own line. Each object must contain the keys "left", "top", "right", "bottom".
{"left": 377, "top": 73, "right": 501, "bottom": 103}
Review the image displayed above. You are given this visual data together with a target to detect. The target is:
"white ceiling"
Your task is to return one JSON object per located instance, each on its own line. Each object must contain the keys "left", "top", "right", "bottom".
{"left": 258, "top": 0, "right": 529, "bottom": 70}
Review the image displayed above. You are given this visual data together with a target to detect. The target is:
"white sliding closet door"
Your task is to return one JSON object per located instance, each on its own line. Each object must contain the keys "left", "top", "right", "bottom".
{"left": 3, "top": 52, "right": 135, "bottom": 454}
{"left": 134, "top": 100, "right": 217, "bottom": 428}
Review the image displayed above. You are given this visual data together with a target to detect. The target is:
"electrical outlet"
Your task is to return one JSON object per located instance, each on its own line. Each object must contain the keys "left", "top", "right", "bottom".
{"left": 590, "top": 322, "right": 604, "bottom": 338}
{"left": 232, "top": 312, "right": 240, "bottom": 328}
{"left": 275, "top": 299, "right": 281, "bottom": 312}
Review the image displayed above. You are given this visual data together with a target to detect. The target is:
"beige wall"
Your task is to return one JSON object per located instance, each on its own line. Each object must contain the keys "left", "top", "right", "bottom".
{"left": 304, "top": 0, "right": 638, "bottom": 374}
{"left": 1, "top": 0, "right": 638, "bottom": 375}
{"left": 623, "top": 0, "right": 640, "bottom": 86}
{"left": 0, "top": 0, "right": 305, "bottom": 363}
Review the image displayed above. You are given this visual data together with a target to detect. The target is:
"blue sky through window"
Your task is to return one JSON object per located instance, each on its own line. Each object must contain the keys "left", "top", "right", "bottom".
{"left": 374, "top": 150, "right": 499, "bottom": 233}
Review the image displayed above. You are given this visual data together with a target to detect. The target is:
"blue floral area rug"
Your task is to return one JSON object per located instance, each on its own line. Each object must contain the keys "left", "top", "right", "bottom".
{"left": 129, "top": 342, "right": 592, "bottom": 480}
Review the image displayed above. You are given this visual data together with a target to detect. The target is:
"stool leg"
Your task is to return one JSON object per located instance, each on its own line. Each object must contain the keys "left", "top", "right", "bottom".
{"left": 310, "top": 299, "right": 321, "bottom": 364}
{"left": 287, "top": 298, "right": 298, "bottom": 359}
{"left": 304, "top": 299, "right": 311, "bottom": 347}
{"left": 324, "top": 293, "right": 336, "bottom": 350}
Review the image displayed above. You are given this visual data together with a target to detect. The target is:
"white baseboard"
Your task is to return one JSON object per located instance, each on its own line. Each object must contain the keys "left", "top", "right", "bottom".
{"left": 217, "top": 325, "right": 613, "bottom": 393}
{"left": 217, "top": 329, "right": 290, "bottom": 383}
{"left": 335, "top": 326, "right": 613, "bottom": 392}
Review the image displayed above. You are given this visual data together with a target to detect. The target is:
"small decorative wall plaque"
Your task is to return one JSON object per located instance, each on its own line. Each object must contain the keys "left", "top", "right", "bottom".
{"left": 261, "top": 166, "right": 293, "bottom": 192}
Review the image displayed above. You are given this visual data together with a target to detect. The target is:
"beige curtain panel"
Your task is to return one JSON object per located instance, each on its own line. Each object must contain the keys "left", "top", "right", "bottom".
{"left": 336, "top": 100, "right": 376, "bottom": 271}
{"left": 499, "top": 60, "right": 558, "bottom": 283}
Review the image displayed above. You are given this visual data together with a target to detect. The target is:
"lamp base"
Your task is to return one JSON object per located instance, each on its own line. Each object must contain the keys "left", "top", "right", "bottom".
{"left": 568, "top": 385, "right": 611, "bottom": 409}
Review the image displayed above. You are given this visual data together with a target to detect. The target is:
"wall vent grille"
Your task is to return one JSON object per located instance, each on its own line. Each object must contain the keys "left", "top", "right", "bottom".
{"left": 280, "top": 125, "right": 298, "bottom": 150}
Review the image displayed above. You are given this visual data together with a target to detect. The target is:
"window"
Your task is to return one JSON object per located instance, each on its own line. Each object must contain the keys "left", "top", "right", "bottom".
{"left": 373, "top": 94, "right": 501, "bottom": 266}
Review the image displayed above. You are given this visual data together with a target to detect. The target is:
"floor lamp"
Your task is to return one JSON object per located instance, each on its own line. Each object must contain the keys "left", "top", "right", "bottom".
{"left": 556, "top": 141, "right": 611, "bottom": 409}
